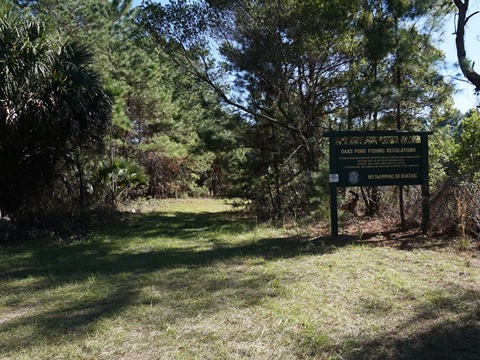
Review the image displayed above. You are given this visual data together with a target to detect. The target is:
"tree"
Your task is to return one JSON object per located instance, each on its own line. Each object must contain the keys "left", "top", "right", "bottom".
{"left": 138, "top": 0, "right": 454, "bottom": 220}
{"left": 22, "top": 0, "right": 234, "bottom": 203}
{"left": 345, "top": 0, "right": 453, "bottom": 221}
{"left": 453, "top": 0, "right": 480, "bottom": 91}
{"left": 139, "top": 0, "right": 359, "bottom": 218}
{"left": 0, "top": 4, "right": 111, "bottom": 215}
{"left": 455, "top": 109, "right": 480, "bottom": 179}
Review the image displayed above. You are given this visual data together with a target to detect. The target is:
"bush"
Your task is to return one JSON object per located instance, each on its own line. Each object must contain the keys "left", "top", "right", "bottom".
{"left": 430, "top": 179, "right": 480, "bottom": 238}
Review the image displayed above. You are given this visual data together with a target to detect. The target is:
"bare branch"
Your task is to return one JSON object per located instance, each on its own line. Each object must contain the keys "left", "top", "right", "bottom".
{"left": 454, "top": 0, "right": 480, "bottom": 91}
{"left": 465, "top": 10, "right": 480, "bottom": 24}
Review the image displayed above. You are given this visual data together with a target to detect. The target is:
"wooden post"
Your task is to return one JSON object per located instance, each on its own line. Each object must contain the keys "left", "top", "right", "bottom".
{"left": 329, "top": 136, "right": 338, "bottom": 237}
{"left": 421, "top": 134, "right": 430, "bottom": 235}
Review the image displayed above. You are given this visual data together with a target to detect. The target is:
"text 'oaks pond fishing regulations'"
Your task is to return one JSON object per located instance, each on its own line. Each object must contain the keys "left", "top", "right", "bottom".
{"left": 334, "top": 144, "right": 423, "bottom": 187}
{"left": 323, "top": 131, "right": 431, "bottom": 236}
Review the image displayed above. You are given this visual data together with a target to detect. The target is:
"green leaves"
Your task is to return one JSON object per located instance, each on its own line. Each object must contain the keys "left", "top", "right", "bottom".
{"left": 0, "top": 6, "right": 111, "bottom": 213}
{"left": 454, "top": 110, "right": 480, "bottom": 181}
{"left": 139, "top": 0, "right": 456, "bottom": 218}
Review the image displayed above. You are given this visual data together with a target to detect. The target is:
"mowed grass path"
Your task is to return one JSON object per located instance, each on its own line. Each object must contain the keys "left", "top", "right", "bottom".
{"left": 1, "top": 199, "right": 479, "bottom": 359}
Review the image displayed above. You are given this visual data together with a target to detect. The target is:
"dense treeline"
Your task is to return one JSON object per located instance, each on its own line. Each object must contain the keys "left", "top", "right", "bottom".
{"left": 137, "top": 0, "right": 475, "bottom": 226}
{"left": 0, "top": 0, "right": 240, "bottom": 231}
{"left": 0, "top": 0, "right": 479, "bottom": 239}
{"left": 0, "top": 1, "right": 111, "bottom": 216}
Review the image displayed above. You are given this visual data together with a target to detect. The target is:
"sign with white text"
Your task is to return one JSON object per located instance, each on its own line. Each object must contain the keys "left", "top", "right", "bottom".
{"left": 334, "top": 143, "right": 423, "bottom": 186}
{"left": 322, "top": 131, "right": 431, "bottom": 236}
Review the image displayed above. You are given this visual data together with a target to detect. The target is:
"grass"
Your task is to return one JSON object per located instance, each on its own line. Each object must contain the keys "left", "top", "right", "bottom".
{"left": 1, "top": 198, "right": 479, "bottom": 359}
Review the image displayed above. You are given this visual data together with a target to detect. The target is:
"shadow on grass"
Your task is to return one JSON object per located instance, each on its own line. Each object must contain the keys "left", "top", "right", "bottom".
{"left": 0, "top": 282, "right": 138, "bottom": 353}
{"left": 0, "top": 265, "right": 278, "bottom": 354}
{"left": 1, "top": 211, "right": 337, "bottom": 280}
{"left": 339, "top": 288, "right": 480, "bottom": 360}
{"left": 1, "top": 209, "right": 478, "bottom": 357}
{"left": 0, "top": 209, "right": 335, "bottom": 354}
{"left": 102, "top": 210, "right": 250, "bottom": 240}
{"left": 335, "top": 229, "right": 458, "bottom": 251}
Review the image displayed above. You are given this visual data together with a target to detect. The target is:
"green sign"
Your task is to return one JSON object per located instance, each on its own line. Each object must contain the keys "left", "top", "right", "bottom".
{"left": 322, "top": 131, "right": 431, "bottom": 237}
{"left": 334, "top": 143, "right": 423, "bottom": 187}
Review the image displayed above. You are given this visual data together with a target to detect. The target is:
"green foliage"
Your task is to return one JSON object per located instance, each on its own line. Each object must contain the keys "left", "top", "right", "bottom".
{"left": 139, "top": 0, "right": 454, "bottom": 220}
{"left": 430, "top": 125, "right": 458, "bottom": 186}
{"left": 349, "top": 0, "right": 453, "bottom": 131}
{"left": 0, "top": 4, "right": 111, "bottom": 214}
{"left": 1, "top": 0, "right": 463, "bottom": 225}
{"left": 455, "top": 109, "right": 480, "bottom": 181}
{"left": 95, "top": 157, "right": 148, "bottom": 201}
{"left": 429, "top": 105, "right": 462, "bottom": 187}
{"left": 306, "top": 163, "right": 332, "bottom": 222}
{"left": 18, "top": 0, "right": 235, "bottom": 205}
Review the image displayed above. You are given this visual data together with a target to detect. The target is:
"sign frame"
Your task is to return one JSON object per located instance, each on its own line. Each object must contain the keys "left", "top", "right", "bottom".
{"left": 322, "top": 131, "right": 432, "bottom": 237}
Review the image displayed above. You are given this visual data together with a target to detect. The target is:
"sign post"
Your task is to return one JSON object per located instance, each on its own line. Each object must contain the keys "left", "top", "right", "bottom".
{"left": 328, "top": 135, "right": 338, "bottom": 237}
{"left": 421, "top": 134, "right": 430, "bottom": 235}
{"left": 323, "top": 131, "right": 432, "bottom": 237}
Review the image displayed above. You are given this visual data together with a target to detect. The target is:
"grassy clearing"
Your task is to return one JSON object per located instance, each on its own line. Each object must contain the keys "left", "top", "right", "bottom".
{"left": 1, "top": 198, "right": 479, "bottom": 359}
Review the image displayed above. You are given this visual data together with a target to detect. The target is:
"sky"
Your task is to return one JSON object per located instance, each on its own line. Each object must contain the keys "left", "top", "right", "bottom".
{"left": 132, "top": 0, "right": 480, "bottom": 113}
{"left": 441, "top": 9, "right": 480, "bottom": 113}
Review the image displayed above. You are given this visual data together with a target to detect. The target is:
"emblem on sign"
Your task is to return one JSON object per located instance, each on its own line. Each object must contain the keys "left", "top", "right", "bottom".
{"left": 348, "top": 171, "right": 359, "bottom": 184}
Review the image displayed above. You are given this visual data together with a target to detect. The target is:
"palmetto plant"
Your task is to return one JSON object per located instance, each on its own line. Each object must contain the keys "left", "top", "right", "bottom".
{"left": 93, "top": 157, "right": 148, "bottom": 201}
{"left": 0, "top": 3, "right": 111, "bottom": 214}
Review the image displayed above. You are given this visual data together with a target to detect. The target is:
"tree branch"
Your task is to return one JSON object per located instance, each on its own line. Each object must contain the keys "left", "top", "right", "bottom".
{"left": 454, "top": 0, "right": 480, "bottom": 91}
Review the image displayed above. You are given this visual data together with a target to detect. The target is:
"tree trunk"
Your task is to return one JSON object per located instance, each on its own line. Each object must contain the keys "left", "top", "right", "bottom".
{"left": 75, "top": 149, "right": 86, "bottom": 211}
{"left": 109, "top": 125, "right": 116, "bottom": 209}
{"left": 271, "top": 124, "right": 282, "bottom": 221}
{"left": 454, "top": 0, "right": 480, "bottom": 91}
{"left": 395, "top": 13, "right": 406, "bottom": 230}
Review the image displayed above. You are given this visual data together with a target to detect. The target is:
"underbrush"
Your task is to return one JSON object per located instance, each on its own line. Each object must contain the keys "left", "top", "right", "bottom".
{"left": 0, "top": 205, "right": 116, "bottom": 245}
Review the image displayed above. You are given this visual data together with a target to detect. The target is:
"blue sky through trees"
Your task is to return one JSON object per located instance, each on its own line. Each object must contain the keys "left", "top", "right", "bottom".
{"left": 132, "top": 0, "right": 480, "bottom": 113}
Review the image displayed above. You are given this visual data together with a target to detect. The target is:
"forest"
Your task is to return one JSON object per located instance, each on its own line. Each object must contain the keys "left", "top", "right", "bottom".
{"left": 1, "top": 0, "right": 480, "bottom": 240}
{"left": 2, "top": 1, "right": 480, "bottom": 358}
